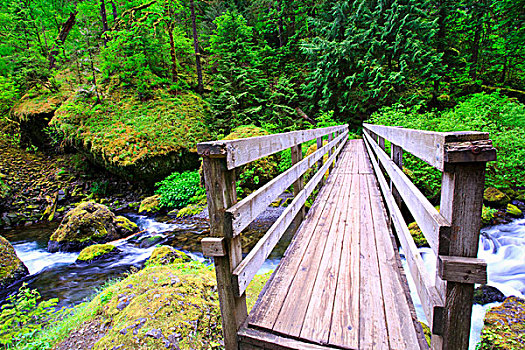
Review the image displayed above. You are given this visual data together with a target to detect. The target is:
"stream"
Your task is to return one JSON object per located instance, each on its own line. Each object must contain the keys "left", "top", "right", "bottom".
{"left": 2, "top": 215, "right": 524, "bottom": 349}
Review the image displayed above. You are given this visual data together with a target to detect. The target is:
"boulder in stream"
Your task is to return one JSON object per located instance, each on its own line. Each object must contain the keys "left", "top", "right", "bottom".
{"left": 474, "top": 285, "right": 506, "bottom": 305}
{"left": 146, "top": 246, "right": 190, "bottom": 266}
{"left": 48, "top": 201, "right": 138, "bottom": 252}
{"left": 0, "top": 236, "right": 29, "bottom": 289}
{"left": 478, "top": 296, "right": 525, "bottom": 349}
{"left": 76, "top": 244, "right": 121, "bottom": 264}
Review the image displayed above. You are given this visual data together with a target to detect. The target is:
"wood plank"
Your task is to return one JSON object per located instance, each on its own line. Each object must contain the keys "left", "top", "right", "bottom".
{"left": 271, "top": 170, "right": 349, "bottom": 337}
{"left": 233, "top": 139, "right": 347, "bottom": 296}
{"left": 329, "top": 174, "right": 360, "bottom": 349}
{"left": 363, "top": 132, "right": 450, "bottom": 255}
{"left": 363, "top": 124, "right": 490, "bottom": 171}
{"left": 359, "top": 174, "right": 389, "bottom": 349}
{"left": 248, "top": 171, "right": 343, "bottom": 330}
{"left": 367, "top": 175, "right": 426, "bottom": 350}
{"left": 437, "top": 256, "right": 487, "bottom": 284}
{"left": 198, "top": 125, "right": 348, "bottom": 169}
{"left": 239, "top": 326, "right": 342, "bottom": 350}
{"left": 227, "top": 131, "right": 348, "bottom": 237}
{"left": 201, "top": 237, "right": 226, "bottom": 257}
{"left": 390, "top": 143, "right": 403, "bottom": 208}
{"left": 363, "top": 138, "right": 445, "bottom": 334}
{"left": 299, "top": 167, "right": 353, "bottom": 343}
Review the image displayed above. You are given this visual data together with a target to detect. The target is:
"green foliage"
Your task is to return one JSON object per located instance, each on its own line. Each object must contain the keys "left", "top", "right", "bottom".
{"left": 155, "top": 171, "right": 204, "bottom": 209}
{"left": 90, "top": 180, "right": 109, "bottom": 197}
{"left": 370, "top": 93, "right": 525, "bottom": 192}
{"left": 0, "top": 284, "right": 60, "bottom": 347}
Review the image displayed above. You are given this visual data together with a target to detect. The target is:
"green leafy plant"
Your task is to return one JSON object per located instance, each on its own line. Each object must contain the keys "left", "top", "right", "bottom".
{"left": 155, "top": 170, "right": 204, "bottom": 209}
{"left": 0, "top": 284, "right": 60, "bottom": 347}
{"left": 90, "top": 180, "right": 109, "bottom": 197}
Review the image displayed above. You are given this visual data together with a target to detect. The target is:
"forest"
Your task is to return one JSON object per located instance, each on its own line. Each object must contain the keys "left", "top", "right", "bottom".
{"left": 0, "top": 0, "right": 524, "bottom": 349}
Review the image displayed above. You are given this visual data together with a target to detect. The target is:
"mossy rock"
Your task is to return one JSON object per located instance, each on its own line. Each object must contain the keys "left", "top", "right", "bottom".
{"left": 77, "top": 244, "right": 120, "bottom": 263}
{"left": 146, "top": 246, "right": 190, "bottom": 266}
{"left": 48, "top": 201, "right": 138, "bottom": 252}
{"left": 50, "top": 91, "right": 210, "bottom": 184}
{"left": 506, "top": 204, "right": 523, "bottom": 217}
{"left": 474, "top": 285, "right": 506, "bottom": 305}
{"left": 177, "top": 204, "right": 204, "bottom": 218}
{"left": 482, "top": 205, "right": 498, "bottom": 225}
{"left": 408, "top": 222, "right": 429, "bottom": 248}
{"left": 138, "top": 195, "right": 161, "bottom": 214}
{"left": 222, "top": 126, "right": 280, "bottom": 190}
{"left": 0, "top": 177, "right": 9, "bottom": 200}
{"left": 478, "top": 296, "right": 525, "bottom": 349}
{"left": 484, "top": 187, "right": 510, "bottom": 208}
{"left": 0, "top": 236, "right": 29, "bottom": 289}
{"left": 420, "top": 322, "right": 431, "bottom": 347}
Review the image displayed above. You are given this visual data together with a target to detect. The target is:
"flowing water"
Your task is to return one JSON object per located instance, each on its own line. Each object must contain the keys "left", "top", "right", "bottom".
{"left": 1, "top": 215, "right": 523, "bottom": 348}
{"left": 402, "top": 218, "right": 525, "bottom": 349}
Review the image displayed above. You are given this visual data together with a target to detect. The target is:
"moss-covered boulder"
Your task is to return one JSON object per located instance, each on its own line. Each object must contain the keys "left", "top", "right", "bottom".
{"left": 146, "top": 246, "right": 190, "bottom": 266}
{"left": 484, "top": 187, "right": 511, "bottom": 208}
{"left": 506, "top": 204, "right": 523, "bottom": 217}
{"left": 478, "top": 296, "right": 525, "bottom": 349}
{"left": 222, "top": 126, "right": 280, "bottom": 190}
{"left": 76, "top": 244, "right": 120, "bottom": 264}
{"left": 0, "top": 236, "right": 29, "bottom": 289}
{"left": 474, "top": 285, "right": 506, "bottom": 305}
{"left": 50, "top": 91, "right": 210, "bottom": 184}
{"left": 408, "top": 222, "right": 429, "bottom": 248}
{"left": 138, "top": 195, "right": 161, "bottom": 214}
{"left": 48, "top": 201, "right": 138, "bottom": 252}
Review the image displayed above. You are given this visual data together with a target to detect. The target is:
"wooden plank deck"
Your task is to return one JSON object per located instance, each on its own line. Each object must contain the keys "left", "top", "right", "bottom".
{"left": 239, "top": 140, "right": 429, "bottom": 350}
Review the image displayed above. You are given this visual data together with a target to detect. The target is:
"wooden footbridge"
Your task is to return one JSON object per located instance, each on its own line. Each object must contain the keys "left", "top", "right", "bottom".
{"left": 197, "top": 124, "right": 496, "bottom": 350}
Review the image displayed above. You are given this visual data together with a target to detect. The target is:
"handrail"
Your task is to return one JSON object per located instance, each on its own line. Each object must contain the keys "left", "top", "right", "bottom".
{"left": 197, "top": 125, "right": 347, "bottom": 169}
{"left": 197, "top": 124, "right": 349, "bottom": 350}
{"left": 363, "top": 123, "right": 496, "bottom": 349}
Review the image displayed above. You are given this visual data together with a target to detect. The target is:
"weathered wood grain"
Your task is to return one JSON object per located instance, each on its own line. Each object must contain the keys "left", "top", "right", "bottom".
{"left": 201, "top": 237, "right": 226, "bottom": 257}
{"left": 363, "top": 132, "right": 450, "bottom": 255}
{"left": 198, "top": 125, "right": 348, "bottom": 169}
{"left": 437, "top": 256, "right": 487, "bottom": 284}
{"left": 227, "top": 131, "right": 348, "bottom": 237}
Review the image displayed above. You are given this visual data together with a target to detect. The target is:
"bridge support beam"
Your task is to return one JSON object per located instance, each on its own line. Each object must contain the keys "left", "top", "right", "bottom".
{"left": 435, "top": 162, "right": 487, "bottom": 350}
{"left": 202, "top": 157, "right": 247, "bottom": 350}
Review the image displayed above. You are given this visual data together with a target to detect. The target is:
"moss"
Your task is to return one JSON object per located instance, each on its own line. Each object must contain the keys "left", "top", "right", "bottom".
{"left": 0, "top": 177, "right": 9, "bottom": 199}
{"left": 0, "top": 236, "right": 29, "bottom": 288}
{"left": 177, "top": 204, "right": 204, "bottom": 218}
{"left": 270, "top": 198, "right": 283, "bottom": 207}
{"left": 484, "top": 187, "right": 510, "bottom": 207}
{"left": 408, "top": 222, "right": 429, "bottom": 248}
{"left": 482, "top": 205, "right": 498, "bottom": 225}
{"left": 48, "top": 201, "right": 138, "bottom": 252}
{"left": 77, "top": 244, "right": 117, "bottom": 262}
{"left": 138, "top": 195, "right": 161, "bottom": 214}
{"left": 222, "top": 126, "right": 280, "bottom": 190}
{"left": 50, "top": 91, "right": 210, "bottom": 183}
{"left": 506, "top": 204, "right": 522, "bottom": 217}
{"left": 420, "top": 322, "right": 431, "bottom": 347}
{"left": 12, "top": 89, "right": 68, "bottom": 121}
{"left": 478, "top": 296, "right": 525, "bottom": 349}
{"left": 146, "top": 246, "right": 191, "bottom": 266}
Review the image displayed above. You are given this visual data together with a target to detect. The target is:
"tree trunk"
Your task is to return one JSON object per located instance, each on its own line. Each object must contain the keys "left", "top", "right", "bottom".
{"left": 100, "top": 0, "right": 109, "bottom": 45}
{"left": 469, "top": 1, "right": 484, "bottom": 79}
{"left": 48, "top": 10, "right": 78, "bottom": 69}
{"left": 109, "top": 1, "right": 118, "bottom": 22}
{"left": 190, "top": 0, "right": 203, "bottom": 93}
{"left": 167, "top": 26, "right": 178, "bottom": 84}
{"left": 277, "top": 0, "right": 284, "bottom": 47}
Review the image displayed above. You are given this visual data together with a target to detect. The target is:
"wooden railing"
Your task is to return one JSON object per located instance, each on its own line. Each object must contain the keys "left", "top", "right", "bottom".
{"left": 197, "top": 125, "right": 349, "bottom": 350}
{"left": 362, "top": 123, "right": 497, "bottom": 350}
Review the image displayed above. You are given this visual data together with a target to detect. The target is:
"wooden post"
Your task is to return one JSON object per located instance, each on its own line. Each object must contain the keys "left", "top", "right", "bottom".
{"left": 390, "top": 143, "right": 403, "bottom": 208}
{"left": 202, "top": 156, "right": 247, "bottom": 350}
{"left": 291, "top": 143, "right": 305, "bottom": 222}
{"left": 328, "top": 133, "right": 334, "bottom": 173}
{"left": 316, "top": 136, "right": 324, "bottom": 190}
{"left": 434, "top": 162, "right": 487, "bottom": 350}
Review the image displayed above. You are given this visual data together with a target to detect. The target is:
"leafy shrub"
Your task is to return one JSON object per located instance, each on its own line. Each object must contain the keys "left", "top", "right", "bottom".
{"left": 0, "top": 284, "right": 60, "bottom": 347}
{"left": 155, "top": 171, "right": 204, "bottom": 209}
{"left": 369, "top": 93, "right": 525, "bottom": 194}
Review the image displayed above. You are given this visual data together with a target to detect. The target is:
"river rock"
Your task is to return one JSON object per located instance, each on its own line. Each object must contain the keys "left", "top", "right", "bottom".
{"left": 484, "top": 187, "right": 510, "bottom": 207}
{"left": 0, "top": 236, "right": 29, "bottom": 289}
{"left": 76, "top": 244, "right": 121, "bottom": 264}
{"left": 473, "top": 285, "right": 506, "bottom": 305}
{"left": 478, "top": 296, "right": 525, "bottom": 349}
{"left": 48, "top": 201, "right": 138, "bottom": 252}
{"left": 138, "top": 195, "right": 161, "bottom": 214}
{"left": 146, "top": 246, "right": 190, "bottom": 266}
{"left": 506, "top": 204, "right": 523, "bottom": 218}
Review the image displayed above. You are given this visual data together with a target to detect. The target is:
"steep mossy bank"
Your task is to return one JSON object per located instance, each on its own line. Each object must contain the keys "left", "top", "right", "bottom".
{"left": 0, "top": 235, "right": 29, "bottom": 290}
{"left": 21, "top": 257, "right": 271, "bottom": 350}
{"left": 50, "top": 90, "right": 211, "bottom": 184}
